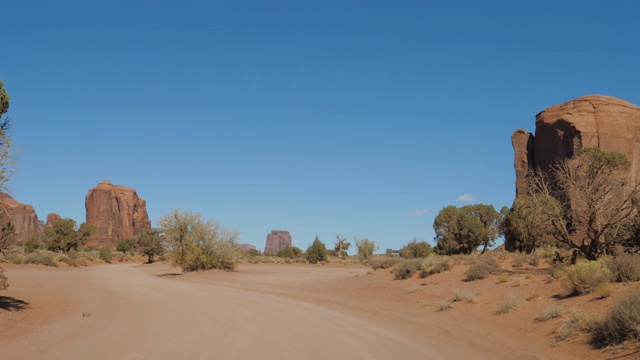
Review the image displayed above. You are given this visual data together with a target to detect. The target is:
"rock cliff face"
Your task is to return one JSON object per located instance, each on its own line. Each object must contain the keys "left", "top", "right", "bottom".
{"left": 85, "top": 180, "right": 151, "bottom": 247}
{"left": 512, "top": 95, "right": 640, "bottom": 195}
{"left": 46, "top": 213, "right": 62, "bottom": 227}
{"left": 264, "top": 230, "right": 292, "bottom": 254}
{"left": 0, "top": 193, "right": 41, "bottom": 241}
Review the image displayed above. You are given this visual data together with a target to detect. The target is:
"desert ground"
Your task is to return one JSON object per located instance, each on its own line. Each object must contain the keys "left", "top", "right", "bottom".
{"left": 0, "top": 260, "right": 632, "bottom": 360}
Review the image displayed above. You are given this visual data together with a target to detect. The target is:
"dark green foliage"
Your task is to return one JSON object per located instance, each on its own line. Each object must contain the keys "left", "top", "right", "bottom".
{"left": 433, "top": 204, "right": 502, "bottom": 255}
{"left": 399, "top": 239, "right": 432, "bottom": 259}
{"left": 116, "top": 239, "right": 135, "bottom": 253}
{"left": 606, "top": 254, "right": 640, "bottom": 282}
{"left": 592, "top": 287, "right": 640, "bottom": 347}
{"left": 44, "top": 218, "right": 95, "bottom": 253}
{"left": 24, "top": 236, "right": 39, "bottom": 254}
{"left": 306, "top": 236, "right": 327, "bottom": 264}
{"left": 502, "top": 196, "right": 557, "bottom": 253}
{"left": 0, "top": 221, "right": 16, "bottom": 255}
{"left": 135, "top": 229, "right": 164, "bottom": 263}
{"left": 392, "top": 259, "right": 423, "bottom": 280}
{"left": 245, "top": 248, "right": 261, "bottom": 257}
{"left": 277, "top": 246, "right": 303, "bottom": 259}
{"left": 0, "top": 81, "right": 9, "bottom": 118}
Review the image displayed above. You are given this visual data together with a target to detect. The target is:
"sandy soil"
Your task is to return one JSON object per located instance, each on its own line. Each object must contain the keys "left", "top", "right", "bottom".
{"left": 0, "top": 261, "right": 629, "bottom": 359}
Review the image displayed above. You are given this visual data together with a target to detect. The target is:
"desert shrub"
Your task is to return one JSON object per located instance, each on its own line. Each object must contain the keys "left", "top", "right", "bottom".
{"left": 595, "top": 283, "right": 613, "bottom": 298}
{"left": 563, "top": 261, "right": 612, "bottom": 296}
{"left": 4, "top": 252, "right": 24, "bottom": 264}
{"left": 0, "top": 267, "right": 7, "bottom": 290}
{"left": 465, "top": 255, "right": 501, "bottom": 281}
{"left": 384, "top": 248, "right": 394, "bottom": 257}
{"left": 245, "top": 248, "right": 261, "bottom": 257}
{"left": 368, "top": 257, "right": 403, "bottom": 270}
{"left": 606, "top": 253, "right": 640, "bottom": 282}
{"left": 399, "top": 240, "right": 432, "bottom": 259}
{"left": 528, "top": 254, "right": 540, "bottom": 267}
{"left": 306, "top": 237, "right": 327, "bottom": 264}
{"left": 55, "top": 254, "right": 79, "bottom": 267}
{"left": 548, "top": 263, "right": 567, "bottom": 280}
{"left": 592, "top": 287, "right": 640, "bottom": 346}
{"left": 355, "top": 237, "right": 378, "bottom": 263}
{"left": 496, "top": 293, "right": 519, "bottom": 314}
{"left": 392, "top": 259, "right": 423, "bottom": 280}
{"left": 24, "top": 251, "right": 57, "bottom": 267}
{"left": 116, "top": 239, "right": 135, "bottom": 253}
{"left": 513, "top": 253, "right": 525, "bottom": 268}
{"left": 277, "top": 246, "right": 303, "bottom": 259}
{"left": 99, "top": 248, "right": 112, "bottom": 263}
{"left": 536, "top": 306, "right": 564, "bottom": 321}
{"left": 451, "top": 289, "right": 476, "bottom": 303}
{"left": 439, "top": 300, "right": 453, "bottom": 311}
{"left": 24, "top": 236, "right": 40, "bottom": 254}
{"left": 420, "top": 256, "right": 453, "bottom": 278}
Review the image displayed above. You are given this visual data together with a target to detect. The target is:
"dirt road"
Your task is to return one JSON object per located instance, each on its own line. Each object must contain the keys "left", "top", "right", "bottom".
{"left": 0, "top": 263, "right": 568, "bottom": 359}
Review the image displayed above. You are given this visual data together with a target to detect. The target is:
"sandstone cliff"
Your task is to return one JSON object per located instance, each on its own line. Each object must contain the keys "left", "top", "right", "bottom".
{"left": 85, "top": 180, "right": 151, "bottom": 248}
{"left": 0, "top": 193, "right": 41, "bottom": 241}
{"left": 512, "top": 95, "right": 640, "bottom": 195}
{"left": 264, "top": 230, "right": 292, "bottom": 254}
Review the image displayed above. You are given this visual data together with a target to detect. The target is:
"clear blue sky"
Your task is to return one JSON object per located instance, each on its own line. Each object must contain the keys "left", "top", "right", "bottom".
{"left": 2, "top": 1, "right": 639, "bottom": 252}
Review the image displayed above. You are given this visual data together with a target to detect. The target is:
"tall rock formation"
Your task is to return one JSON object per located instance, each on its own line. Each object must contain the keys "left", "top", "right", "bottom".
{"left": 46, "top": 213, "right": 62, "bottom": 227}
{"left": 264, "top": 230, "right": 292, "bottom": 254}
{"left": 0, "top": 193, "right": 41, "bottom": 241}
{"left": 512, "top": 95, "right": 640, "bottom": 195}
{"left": 85, "top": 180, "right": 151, "bottom": 248}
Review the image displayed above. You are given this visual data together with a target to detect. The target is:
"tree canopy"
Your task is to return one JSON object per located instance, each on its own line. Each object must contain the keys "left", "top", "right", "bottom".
{"left": 433, "top": 204, "right": 501, "bottom": 255}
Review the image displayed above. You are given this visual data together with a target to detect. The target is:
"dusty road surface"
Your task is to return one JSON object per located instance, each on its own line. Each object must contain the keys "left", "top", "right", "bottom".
{"left": 0, "top": 263, "right": 574, "bottom": 360}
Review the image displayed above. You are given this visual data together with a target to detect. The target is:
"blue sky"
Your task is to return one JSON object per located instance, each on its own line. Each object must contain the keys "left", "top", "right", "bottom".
{"left": 2, "top": 1, "right": 639, "bottom": 252}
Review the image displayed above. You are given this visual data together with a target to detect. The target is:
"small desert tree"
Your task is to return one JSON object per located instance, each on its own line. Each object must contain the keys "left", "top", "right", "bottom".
{"left": 44, "top": 218, "right": 95, "bottom": 253}
{"left": 527, "top": 148, "right": 640, "bottom": 260}
{"left": 433, "top": 204, "right": 502, "bottom": 255}
{"left": 306, "top": 236, "right": 327, "bottom": 264}
{"left": 0, "top": 221, "right": 16, "bottom": 290}
{"left": 501, "top": 196, "right": 557, "bottom": 253}
{"left": 0, "top": 81, "right": 15, "bottom": 291}
{"left": 399, "top": 238, "right": 432, "bottom": 259}
{"left": 355, "top": 237, "right": 377, "bottom": 263}
{"left": 136, "top": 229, "right": 163, "bottom": 263}
{"left": 159, "top": 209, "right": 241, "bottom": 271}
{"left": 334, "top": 234, "right": 351, "bottom": 259}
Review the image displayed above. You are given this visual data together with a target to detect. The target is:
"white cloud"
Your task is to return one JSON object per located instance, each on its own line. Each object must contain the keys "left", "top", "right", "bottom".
{"left": 457, "top": 194, "right": 474, "bottom": 203}
{"left": 290, "top": 226, "right": 300, "bottom": 232}
{"left": 407, "top": 209, "right": 429, "bottom": 216}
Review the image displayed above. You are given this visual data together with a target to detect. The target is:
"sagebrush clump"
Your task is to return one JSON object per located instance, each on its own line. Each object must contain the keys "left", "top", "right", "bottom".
{"left": 420, "top": 256, "right": 453, "bottom": 278}
{"left": 592, "top": 287, "right": 640, "bottom": 346}
{"left": 563, "top": 261, "right": 612, "bottom": 296}
{"left": 606, "top": 253, "right": 640, "bottom": 282}
{"left": 392, "top": 259, "right": 423, "bottom": 280}
{"left": 465, "top": 255, "right": 501, "bottom": 281}
{"left": 368, "top": 257, "right": 403, "bottom": 270}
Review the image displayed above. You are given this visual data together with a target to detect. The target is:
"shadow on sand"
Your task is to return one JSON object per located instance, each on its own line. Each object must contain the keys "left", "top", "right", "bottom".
{"left": 0, "top": 296, "right": 29, "bottom": 311}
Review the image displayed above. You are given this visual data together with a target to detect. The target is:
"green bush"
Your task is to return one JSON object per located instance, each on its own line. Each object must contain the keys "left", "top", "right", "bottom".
{"left": 24, "top": 251, "right": 57, "bottom": 267}
{"left": 606, "top": 254, "right": 640, "bottom": 282}
{"left": 563, "top": 261, "right": 612, "bottom": 295}
{"left": 306, "top": 237, "right": 326, "bottom": 264}
{"left": 368, "top": 257, "right": 403, "bottom": 270}
{"left": 399, "top": 240, "right": 432, "bottom": 259}
{"left": 592, "top": 287, "right": 640, "bottom": 346}
{"left": 24, "top": 236, "right": 40, "bottom": 254}
{"left": 420, "top": 255, "right": 453, "bottom": 278}
{"left": 116, "top": 239, "right": 135, "bottom": 253}
{"left": 464, "top": 255, "right": 501, "bottom": 281}
{"left": 355, "top": 237, "right": 378, "bottom": 263}
{"left": 277, "top": 246, "right": 303, "bottom": 259}
{"left": 392, "top": 259, "right": 423, "bottom": 280}
{"left": 99, "top": 248, "right": 112, "bottom": 263}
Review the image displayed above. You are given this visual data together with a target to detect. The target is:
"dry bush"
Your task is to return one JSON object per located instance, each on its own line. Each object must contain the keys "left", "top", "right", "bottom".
{"left": 528, "top": 254, "right": 540, "bottom": 267}
{"left": 3, "top": 252, "right": 24, "bottom": 264}
{"left": 563, "top": 261, "right": 612, "bottom": 296}
{"left": 592, "top": 287, "right": 640, "bottom": 346}
{"left": 513, "top": 253, "right": 525, "bottom": 268}
{"left": 0, "top": 267, "right": 7, "bottom": 290}
{"left": 496, "top": 293, "right": 519, "bottom": 314}
{"left": 451, "top": 289, "right": 476, "bottom": 303}
{"left": 420, "top": 256, "right": 453, "bottom": 278}
{"left": 55, "top": 254, "right": 79, "bottom": 267}
{"left": 465, "top": 255, "right": 501, "bottom": 281}
{"left": 368, "top": 257, "right": 403, "bottom": 270}
{"left": 606, "top": 253, "right": 640, "bottom": 282}
{"left": 439, "top": 300, "right": 453, "bottom": 311}
{"left": 536, "top": 305, "right": 564, "bottom": 321}
{"left": 23, "top": 251, "right": 57, "bottom": 267}
{"left": 392, "top": 259, "right": 423, "bottom": 280}
{"left": 595, "top": 283, "right": 613, "bottom": 298}
{"left": 548, "top": 263, "right": 567, "bottom": 280}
